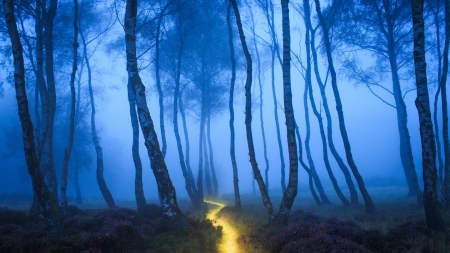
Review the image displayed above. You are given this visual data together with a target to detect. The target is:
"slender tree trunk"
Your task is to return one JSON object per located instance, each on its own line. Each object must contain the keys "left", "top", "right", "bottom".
{"left": 3, "top": 0, "right": 62, "bottom": 233}
{"left": 207, "top": 115, "right": 218, "bottom": 196}
{"left": 179, "top": 92, "right": 196, "bottom": 192}
{"left": 227, "top": 1, "right": 241, "bottom": 209}
{"left": 248, "top": 0, "right": 270, "bottom": 191}
{"left": 61, "top": 0, "right": 78, "bottom": 208}
{"left": 307, "top": 76, "right": 348, "bottom": 206}
{"left": 442, "top": 0, "right": 450, "bottom": 207}
{"left": 432, "top": 0, "right": 444, "bottom": 194}
{"left": 172, "top": 20, "right": 200, "bottom": 208}
{"left": 295, "top": 124, "right": 321, "bottom": 206}
{"left": 197, "top": 111, "right": 205, "bottom": 201}
{"left": 303, "top": 79, "right": 332, "bottom": 205}
{"left": 74, "top": 152, "right": 82, "bottom": 205}
{"left": 125, "top": 0, "right": 183, "bottom": 218}
{"left": 155, "top": 7, "right": 168, "bottom": 158}
{"left": 275, "top": 0, "right": 299, "bottom": 225}
{"left": 410, "top": 0, "right": 445, "bottom": 231}
{"left": 80, "top": 23, "right": 116, "bottom": 209}
{"left": 314, "top": 0, "right": 376, "bottom": 214}
{"left": 307, "top": 9, "right": 359, "bottom": 205}
{"left": 275, "top": 0, "right": 298, "bottom": 225}
{"left": 203, "top": 131, "right": 212, "bottom": 196}
{"left": 230, "top": 0, "right": 274, "bottom": 223}
{"left": 127, "top": 81, "right": 147, "bottom": 212}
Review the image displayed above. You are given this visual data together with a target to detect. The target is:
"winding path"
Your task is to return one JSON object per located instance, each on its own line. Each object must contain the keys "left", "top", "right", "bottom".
{"left": 204, "top": 200, "right": 242, "bottom": 253}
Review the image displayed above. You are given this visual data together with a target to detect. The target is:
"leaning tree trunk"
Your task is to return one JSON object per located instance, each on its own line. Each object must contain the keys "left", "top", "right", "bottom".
{"left": 295, "top": 124, "right": 321, "bottom": 206}
{"left": 172, "top": 21, "right": 201, "bottom": 208}
{"left": 179, "top": 92, "right": 195, "bottom": 181}
{"left": 127, "top": 81, "right": 147, "bottom": 212}
{"left": 247, "top": 0, "right": 270, "bottom": 197}
{"left": 3, "top": 0, "right": 62, "bottom": 233}
{"left": 306, "top": 6, "right": 359, "bottom": 205}
{"left": 125, "top": 0, "right": 183, "bottom": 218}
{"left": 230, "top": 0, "right": 274, "bottom": 223}
{"left": 80, "top": 25, "right": 116, "bottom": 209}
{"left": 442, "top": 0, "right": 450, "bottom": 207}
{"left": 410, "top": 0, "right": 445, "bottom": 231}
{"left": 227, "top": 1, "right": 241, "bottom": 209}
{"left": 275, "top": 0, "right": 299, "bottom": 225}
{"left": 314, "top": 0, "right": 376, "bottom": 214}
{"left": 155, "top": 7, "right": 168, "bottom": 158}
{"left": 61, "top": 0, "right": 78, "bottom": 208}
{"left": 307, "top": 75, "right": 348, "bottom": 206}
{"left": 303, "top": 79, "right": 332, "bottom": 205}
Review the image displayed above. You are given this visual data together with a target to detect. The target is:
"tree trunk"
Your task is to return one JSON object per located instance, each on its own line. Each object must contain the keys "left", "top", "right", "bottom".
{"left": 306, "top": 10, "right": 359, "bottom": 206}
{"left": 197, "top": 111, "right": 205, "bottom": 201}
{"left": 74, "top": 152, "right": 82, "bottom": 205}
{"left": 61, "top": 0, "right": 78, "bottom": 208}
{"left": 125, "top": 0, "right": 183, "bottom": 218}
{"left": 172, "top": 20, "right": 201, "bottom": 208}
{"left": 127, "top": 81, "right": 147, "bottom": 212}
{"left": 247, "top": 0, "right": 269, "bottom": 198}
{"left": 295, "top": 124, "right": 322, "bottom": 206}
{"left": 155, "top": 7, "right": 168, "bottom": 158}
{"left": 314, "top": 0, "right": 376, "bottom": 214}
{"left": 202, "top": 130, "right": 212, "bottom": 196}
{"left": 230, "top": 0, "right": 274, "bottom": 223}
{"left": 227, "top": 1, "right": 241, "bottom": 209}
{"left": 275, "top": 0, "right": 299, "bottom": 225}
{"left": 3, "top": 0, "right": 62, "bottom": 233}
{"left": 303, "top": 78, "right": 332, "bottom": 205}
{"left": 80, "top": 23, "right": 116, "bottom": 209}
{"left": 307, "top": 75, "right": 349, "bottom": 206}
{"left": 179, "top": 92, "right": 194, "bottom": 181}
{"left": 410, "top": 0, "right": 445, "bottom": 231}
{"left": 207, "top": 115, "right": 218, "bottom": 196}
{"left": 442, "top": 0, "right": 450, "bottom": 207}
{"left": 41, "top": 0, "right": 59, "bottom": 201}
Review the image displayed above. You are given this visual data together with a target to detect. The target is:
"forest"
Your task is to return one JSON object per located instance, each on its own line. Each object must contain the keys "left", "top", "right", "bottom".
{"left": 0, "top": 0, "right": 449, "bottom": 252}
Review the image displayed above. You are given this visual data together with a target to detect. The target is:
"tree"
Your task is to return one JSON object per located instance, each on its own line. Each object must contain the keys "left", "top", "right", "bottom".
{"left": 274, "top": 0, "right": 299, "bottom": 225}
{"left": 341, "top": 0, "right": 422, "bottom": 205}
{"left": 79, "top": 0, "right": 116, "bottom": 208}
{"left": 226, "top": 0, "right": 241, "bottom": 209}
{"left": 60, "top": 0, "right": 78, "bottom": 208}
{"left": 2, "top": 0, "right": 62, "bottom": 233}
{"left": 230, "top": 0, "right": 274, "bottom": 223}
{"left": 125, "top": 0, "right": 183, "bottom": 218}
{"left": 314, "top": 0, "right": 376, "bottom": 214}
{"left": 255, "top": 0, "right": 286, "bottom": 191}
{"left": 410, "top": 0, "right": 445, "bottom": 231}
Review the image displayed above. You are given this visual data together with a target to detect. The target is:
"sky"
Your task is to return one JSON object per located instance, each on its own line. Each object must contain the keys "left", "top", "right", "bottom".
{"left": 0, "top": 0, "right": 445, "bottom": 207}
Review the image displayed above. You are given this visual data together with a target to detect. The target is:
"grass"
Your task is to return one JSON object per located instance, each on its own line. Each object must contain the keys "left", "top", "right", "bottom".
{"left": 1, "top": 186, "right": 450, "bottom": 252}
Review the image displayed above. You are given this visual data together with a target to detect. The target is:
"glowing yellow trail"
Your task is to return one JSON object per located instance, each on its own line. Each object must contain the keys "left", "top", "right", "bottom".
{"left": 204, "top": 200, "right": 242, "bottom": 253}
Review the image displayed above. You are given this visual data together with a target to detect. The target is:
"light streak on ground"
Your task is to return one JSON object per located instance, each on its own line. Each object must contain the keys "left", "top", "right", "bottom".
{"left": 204, "top": 200, "right": 242, "bottom": 253}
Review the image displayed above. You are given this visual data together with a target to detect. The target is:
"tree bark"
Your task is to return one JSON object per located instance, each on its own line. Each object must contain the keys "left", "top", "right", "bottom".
{"left": 202, "top": 130, "right": 212, "bottom": 196}
{"left": 410, "top": 0, "right": 445, "bottom": 231}
{"left": 442, "top": 0, "right": 450, "bottom": 207}
{"left": 275, "top": 0, "right": 299, "bottom": 225}
{"left": 230, "top": 0, "right": 274, "bottom": 223}
{"left": 80, "top": 22, "right": 116, "bottom": 209}
{"left": 314, "top": 0, "right": 376, "bottom": 214}
{"left": 207, "top": 115, "right": 218, "bottom": 196}
{"left": 295, "top": 124, "right": 321, "bottom": 206}
{"left": 61, "top": 0, "right": 78, "bottom": 208}
{"left": 227, "top": 1, "right": 241, "bottom": 209}
{"left": 3, "top": 0, "right": 62, "bottom": 233}
{"left": 307, "top": 6, "right": 359, "bottom": 206}
{"left": 125, "top": 0, "right": 183, "bottom": 218}
{"left": 127, "top": 81, "right": 147, "bottom": 212}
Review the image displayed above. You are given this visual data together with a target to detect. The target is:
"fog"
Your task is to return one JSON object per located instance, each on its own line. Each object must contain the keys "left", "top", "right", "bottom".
{"left": 0, "top": 0, "right": 444, "bottom": 208}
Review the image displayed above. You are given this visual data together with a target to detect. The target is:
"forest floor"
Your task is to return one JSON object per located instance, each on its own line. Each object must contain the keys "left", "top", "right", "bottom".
{"left": 1, "top": 186, "right": 450, "bottom": 252}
